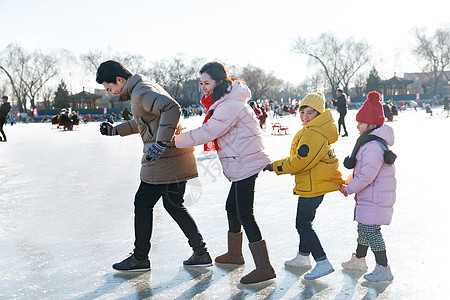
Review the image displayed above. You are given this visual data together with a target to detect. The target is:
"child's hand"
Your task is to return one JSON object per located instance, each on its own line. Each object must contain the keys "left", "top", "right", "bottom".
{"left": 340, "top": 184, "right": 348, "bottom": 197}
{"left": 263, "top": 163, "right": 273, "bottom": 172}
{"left": 345, "top": 174, "right": 353, "bottom": 185}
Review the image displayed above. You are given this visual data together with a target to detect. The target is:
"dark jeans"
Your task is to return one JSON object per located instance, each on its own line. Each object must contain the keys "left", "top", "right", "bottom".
{"left": 225, "top": 173, "right": 262, "bottom": 243}
{"left": 133, "top": 181, "right": 207, "bottom": 260}
{"left": 296, "top": 195, "right": 326, "bottom": 261}
{"left": 338, "top": 112, "right": 348, "bottom": 135}
{"left": 0, "top": 117, "right": 6, "bottom": 140}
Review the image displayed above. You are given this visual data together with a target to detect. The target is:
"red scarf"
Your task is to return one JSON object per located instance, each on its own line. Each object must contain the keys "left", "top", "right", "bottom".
{"left": 201, "top": 94, "right": 220, "bottom": 152}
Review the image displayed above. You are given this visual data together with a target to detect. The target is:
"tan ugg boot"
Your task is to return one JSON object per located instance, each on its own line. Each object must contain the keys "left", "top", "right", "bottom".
{"left": 215, "top": 232, "right": 245, "bottom": 265}
{"left": 240, "top": 240, "right": 276, "bottom": 284}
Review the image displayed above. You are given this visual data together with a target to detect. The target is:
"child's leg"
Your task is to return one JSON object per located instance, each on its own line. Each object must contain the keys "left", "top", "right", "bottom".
{"left": 296, "top": 195, "right": 326, "bottom": 260}
{"left": 359, "top": 223, "right": 388, "bottom": 267}
{"left": 356, "top": 223, "right": 370, "bottom": 258}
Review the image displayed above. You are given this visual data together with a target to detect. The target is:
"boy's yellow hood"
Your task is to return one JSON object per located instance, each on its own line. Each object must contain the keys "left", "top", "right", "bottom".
{"left": 302, "top": 109, "right": 339, "bottom": 144}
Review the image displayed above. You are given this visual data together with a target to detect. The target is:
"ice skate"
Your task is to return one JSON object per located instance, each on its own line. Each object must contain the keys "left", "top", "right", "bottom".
{"left": 284, "top": 253, "right": 312, "bottom": 269}
{"left": 304, "top": 258, "right": 334, "bottom": 280}
{"left": 341, "top": 253, "right": 368, "bottom": 272}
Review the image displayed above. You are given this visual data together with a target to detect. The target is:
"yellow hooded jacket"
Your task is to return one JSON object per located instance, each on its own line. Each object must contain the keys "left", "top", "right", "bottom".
{"left": 273, "top": 109, "right": 344, "bottom": 197}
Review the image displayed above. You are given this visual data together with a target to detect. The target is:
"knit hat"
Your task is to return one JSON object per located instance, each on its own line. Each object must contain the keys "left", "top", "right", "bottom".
{"left": 356, "top": 91, "right": 385, "bottom": 125}
{"left": 300, "top": 92, "right": 325, "bottom": 114}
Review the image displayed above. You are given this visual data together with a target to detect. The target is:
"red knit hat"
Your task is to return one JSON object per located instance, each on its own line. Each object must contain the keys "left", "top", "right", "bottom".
{"left": 356, "top": 91, "right": 385, "bottom": 125}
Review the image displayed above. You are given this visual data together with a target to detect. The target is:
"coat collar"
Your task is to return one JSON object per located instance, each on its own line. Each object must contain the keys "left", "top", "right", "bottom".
{"left": 119, "top": 74, "right": 143, "bottom": 101}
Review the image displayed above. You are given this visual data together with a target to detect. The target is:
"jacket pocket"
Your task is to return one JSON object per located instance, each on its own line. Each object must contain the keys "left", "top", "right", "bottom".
{"left": 295, "top": 171, "right": 312, "bottom": 192}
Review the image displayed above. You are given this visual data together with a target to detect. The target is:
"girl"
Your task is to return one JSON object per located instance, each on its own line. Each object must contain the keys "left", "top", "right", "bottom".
{"left": 174, "top": 62, "right": 276, "bottom": 284}
{"left": 264, "top": 92, "right": 344, "bottom": 280}
{"left": 340, "top": 91, "right": 396, "bottom": 282}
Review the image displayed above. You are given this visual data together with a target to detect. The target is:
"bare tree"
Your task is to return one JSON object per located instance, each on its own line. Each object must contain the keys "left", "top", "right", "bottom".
{"left": 80, "top": 49, "right": 146, "bottom": 76}
{"left": 240, "top": 65, "right": 283, "bottom": 100}
{"left": 0, "top": 43, "right": 58, "bottom": 111}
{"left": 412, "top": 26, "right": 450, "bottom": 94}
{"left": 39, "top": 86, "right": 54, "bottom": 110}
{"left": 292, "top": 32, "right": 371, "bottom": 97}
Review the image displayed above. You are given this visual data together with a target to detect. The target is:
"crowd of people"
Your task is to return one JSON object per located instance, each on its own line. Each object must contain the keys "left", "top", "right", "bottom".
{"left": 95, "top": 60, "right": 397, "bottom": 285}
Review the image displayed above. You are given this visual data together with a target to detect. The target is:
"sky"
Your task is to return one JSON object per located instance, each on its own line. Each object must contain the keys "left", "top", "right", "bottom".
{"left": 0, "top": 0, "right": 449, "bottom": 92}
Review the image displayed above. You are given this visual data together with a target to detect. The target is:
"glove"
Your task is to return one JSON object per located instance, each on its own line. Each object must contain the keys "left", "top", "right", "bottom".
{"left": 146, "top": 142, "right": 167, "bottom": 161}
{"left": 340, "top": 184, "right": 348, "bottom": 197}
{"left": 100, "top": 122, "right": 117, "bottom": 136}
{"left": 263, "top": 163, "right": 273, "bottom": 172}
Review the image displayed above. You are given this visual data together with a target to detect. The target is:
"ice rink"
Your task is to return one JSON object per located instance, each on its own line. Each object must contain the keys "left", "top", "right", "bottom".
{"left": 1, "top": 108, "right": 449, "bottom": 299}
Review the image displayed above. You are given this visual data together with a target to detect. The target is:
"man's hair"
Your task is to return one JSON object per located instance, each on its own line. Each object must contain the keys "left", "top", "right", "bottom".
{"left": 2, "top": 96, "right": 8, "bottom": 100}
{"left": 96, "top": 60, "right": 132, "bottom": 84}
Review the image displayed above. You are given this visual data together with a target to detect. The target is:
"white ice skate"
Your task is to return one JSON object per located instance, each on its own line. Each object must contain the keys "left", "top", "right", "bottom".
{"left": 304, "top": 258, "right": 334, "bottom": 280}
{"left": 341, "top": 253, "right": 368, "bottom": 272}
{"left": 284, "top": 253, "right": 312, "bottom": 269}
{"left": 364, "top": 264, "right": 394, "bottom": 282}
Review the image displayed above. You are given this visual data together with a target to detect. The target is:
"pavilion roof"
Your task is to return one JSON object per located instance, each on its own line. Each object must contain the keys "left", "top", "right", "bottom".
{"left": 379, "top": 75, "right": 413, "bottom": 86}
{"left": 68, "top": 90, "right": 102, "bottom": 101}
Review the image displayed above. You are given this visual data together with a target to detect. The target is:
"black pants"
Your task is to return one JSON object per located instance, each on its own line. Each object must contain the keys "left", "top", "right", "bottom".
{"left": 296, "top": 195, "right": 326, "bottom": 261}
{"left": 225, "top": 173, "right": 263, "bottom": 243}
{"left": 0, "top": 117, "right": 6, "bottom": 140}
{"left": 338, "top": 112, "right": 348, "bottom": 135}
{"left": 133, "top": 181, "right": 207, "bottom": 260}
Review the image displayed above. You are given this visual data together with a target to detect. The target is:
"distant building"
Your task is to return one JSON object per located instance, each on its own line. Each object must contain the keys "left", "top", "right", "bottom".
{"left": 404, "top": 71, "right": 450, "bottom": 95}
{"left": 95, "top": 89, "right": 130, "bottom": 109}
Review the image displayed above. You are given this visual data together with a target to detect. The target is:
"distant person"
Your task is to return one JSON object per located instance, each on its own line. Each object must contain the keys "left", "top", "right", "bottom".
{"left": 174, "top": 62, "right": 276, "bottom": 284}
{"left": 96, "top": 60, "right": 211, "bottom": 272}
{"left": 122, "top": 106, "right": 133, "bottom": 121}
{"left": 9, "top": 114, "right": 16, "bottom": 126}
{"left": 0, "top": 96, "right": 12, "bottom": 141}
{"left": 249, "top": 101, "right": 265, "bottom": 128}
{"left": 443, "top": 96, "right": 450, "bottom": 111}
{"left": 71, "top": 111, "right": 80, "bottom": 125}
{"left": 263, "top": 92, "right": 344, "bottom": 280}
{"left": 107, "top": 112, "right": 115, "bottom": 124}
{"left": 259, "top": 106, "right": 268, "bottom": 128}
{"left": 340, "top": 91, "right": 396, "bottom": 282}
{"left": 425, "top": 103, "right": 433, "bottom": 116}
{"left": 85, "top": 114, "right": 91, "bottom": 123}
{"left": 383, "top": 101, "right": 393, "bottom": 121}
{"left": 59, "top": 109, "right": 73, "bottom": 130}
{"left": 410, "top": 100, "right": 418, "bottom": 111}
{"left": 332, "top": 88, "right": 348, "bottom": 137}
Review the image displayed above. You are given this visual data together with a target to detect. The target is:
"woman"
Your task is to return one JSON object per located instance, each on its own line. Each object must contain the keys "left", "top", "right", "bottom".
{"left": 174, "top": 62, "right": 275, "bottom": 284}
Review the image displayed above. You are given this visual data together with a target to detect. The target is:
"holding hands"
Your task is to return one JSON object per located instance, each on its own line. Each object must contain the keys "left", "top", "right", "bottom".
{"left": 340, "top": 184, "right": 348, "bottom": 197}
{"left": 146, "top": 141, "right": 167, "bottom": 161}
{"left": 263, "top": 163, "right": 273, "bottom": 172}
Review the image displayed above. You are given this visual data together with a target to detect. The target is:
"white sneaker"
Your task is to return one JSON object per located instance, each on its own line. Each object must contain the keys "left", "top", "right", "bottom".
{"left": 304, "top": 258, "right": 334, "bottom": 280}
{"left": 364, "top": 264, "right": 394, "bottom": 282}
{"left": 284, "top": 253, "right": 312, "bottom": 269}
{"left": 341, "top": 253, "right": 368, "bottom": 272}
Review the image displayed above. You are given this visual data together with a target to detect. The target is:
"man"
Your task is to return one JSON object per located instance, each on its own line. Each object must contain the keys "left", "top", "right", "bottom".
{"left": 332, "top": 88, "right": 348, "bottom": 137}
{"left": 96, "top": 60, "right": 211, "bottom": 271}
{"left": 0, "top": 96, "right": 12, "bottom": 142}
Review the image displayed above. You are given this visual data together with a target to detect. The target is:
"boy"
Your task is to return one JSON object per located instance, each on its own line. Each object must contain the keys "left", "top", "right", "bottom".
{"left": 264, "top": 92, "right": 344, "bottom": 280}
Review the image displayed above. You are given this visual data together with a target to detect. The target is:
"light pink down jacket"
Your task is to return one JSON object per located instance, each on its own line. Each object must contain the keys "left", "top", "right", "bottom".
{"left": 344, "top": 125, "right": 396, "bottom": 225}
{"left": 174, "top": 81, "right": 270, "bottom": 182}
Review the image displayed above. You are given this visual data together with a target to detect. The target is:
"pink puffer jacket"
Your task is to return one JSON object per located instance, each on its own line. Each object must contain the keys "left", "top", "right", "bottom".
{"left": 344, "top": 125, "right": 396, "bottom": 225}
{"left": 175, "top": 81, "right": 270, "bottom": 182}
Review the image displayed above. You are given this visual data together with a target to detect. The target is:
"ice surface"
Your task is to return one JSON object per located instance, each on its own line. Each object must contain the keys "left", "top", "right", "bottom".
{"left": 1, "top": 108, "right": 449, "bottom": 299}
